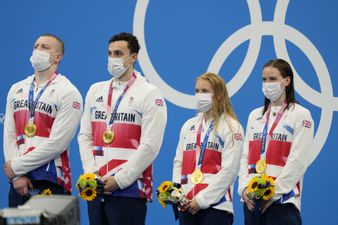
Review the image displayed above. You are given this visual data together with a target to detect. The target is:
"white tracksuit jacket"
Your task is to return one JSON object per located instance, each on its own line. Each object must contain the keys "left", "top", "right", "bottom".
{"left": 173, "top": 113, "right": 243, "bottom": 213}
{"left": 238, "top": 103, "right": 315, "bottom": 210}
{"left": 3, "top": 74, "right": 83, "bottom": 192}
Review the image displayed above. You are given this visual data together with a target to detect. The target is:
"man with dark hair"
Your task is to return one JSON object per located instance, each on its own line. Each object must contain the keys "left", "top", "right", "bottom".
{"left": 3, "top": 33, "right": 82, "bottom": 207}
{"left": 109, "top": 32, "right": 140, "bottom": 54}
{"left": 78, "top": 32, "right": 167, "bottom": 225}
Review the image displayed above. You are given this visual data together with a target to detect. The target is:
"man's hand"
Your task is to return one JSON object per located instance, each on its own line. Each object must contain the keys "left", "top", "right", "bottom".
{"left": 13, "top": 176, "right": 33, "bottom": 196}
{"left": 103, "top": 176, "right": 119, "bottom": 194}
{"left": 243, "top": 187, "right": 256, "bottom": 211}
{"left": 260, "top": 199, "right": 274, "bottom": 213}
{"left": 182, "top": 198, "right": 200, "bottom": 215}
{"left": 4, "top": 160, "right": 16, "bottom": 179}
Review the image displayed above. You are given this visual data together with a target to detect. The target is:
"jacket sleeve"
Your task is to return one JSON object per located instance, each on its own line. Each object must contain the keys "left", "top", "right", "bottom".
{"left": 195, "top": 120, "right": 244, "bottom": 209}
{"left": 114, "top": 88, "right": 167, "bottom": 189}
{"left": 11, "top": 89, "right": 83, "bottom": 175}
{"left": 172, "top": 123, "right": 187, "bottom": 184}
{"left": 271, "top": 109, "right": 314, "bottom": 202}
{"left": 78, "top": 86, "right": 99, "bottom": 173}
{"left": 238, "top": 112, "right": 254, "bottom": 198}
{"left": 3, "top": 85, "right": 19, "bottom": 162}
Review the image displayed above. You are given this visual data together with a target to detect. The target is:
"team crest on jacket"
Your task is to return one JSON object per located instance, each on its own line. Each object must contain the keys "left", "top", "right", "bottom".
{"left": 48, "top": 89, "right": 56, "bottom": 97}
{"left": 128, "top": 96, "right": 134, "bottom": 106}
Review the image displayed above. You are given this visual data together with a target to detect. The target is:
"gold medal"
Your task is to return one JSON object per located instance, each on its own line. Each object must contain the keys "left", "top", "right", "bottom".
{"left": 24, "top": 123, "right": 37, "bottom": 137}
{"left": 102, "top": 130, "right": 115, "bottom": 144}
{"left": 256, "top": 158, "right": 267, "bottom": 174}
{"left": 190, "top": 169, "right": 204, "bottom": 184}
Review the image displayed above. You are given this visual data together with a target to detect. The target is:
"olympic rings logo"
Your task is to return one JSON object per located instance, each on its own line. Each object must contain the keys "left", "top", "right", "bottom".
{"left": 133, "top": 0, "right": 338, "bottom": 158}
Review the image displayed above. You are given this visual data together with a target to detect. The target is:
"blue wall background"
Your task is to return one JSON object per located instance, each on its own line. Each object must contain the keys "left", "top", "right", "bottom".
{"left": 0, "top": 1, "right": 337, "bottom": 224}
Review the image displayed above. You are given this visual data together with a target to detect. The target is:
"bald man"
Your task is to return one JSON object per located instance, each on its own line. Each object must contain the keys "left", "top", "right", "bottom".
{"left": 3, "top": 33, "right": 82, "bottom": 207}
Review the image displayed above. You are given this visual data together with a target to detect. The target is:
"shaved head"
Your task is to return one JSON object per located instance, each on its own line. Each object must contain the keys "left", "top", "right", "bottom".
{"left": 40, "top": 33, "right": 64, "bottom": 54}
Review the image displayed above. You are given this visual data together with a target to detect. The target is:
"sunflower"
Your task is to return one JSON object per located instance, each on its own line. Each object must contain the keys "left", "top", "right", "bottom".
{"left": 262, "top": 186, "right": 275, "bottom": 200}
{"left": 261, "top": 174, "right": 269, "bottom": 182}
{"left": 248, "top": 176, "right": 268, "bottom": 199}
{"left": 83, "top": 173, "right": 96, "bottom": 181}
{"left": 80, "top": 187, "right": 97, "bottom": 201}
{"left": 248, "top": 177, "right": 259, "bottom": 193}
{"left": 267, "top": 177, "right": 275, "bottom": 187}
{"left": 157, "top": 181, "right": 173, "bottom": 194}
{"left": 41, "top": 188, "right": 52, "bottom": 195}
{"left": 76, "top": 182, "right": 82, "bottom": 191}
{"left": 261, "top": 174, "right": 275, "bottom": 188}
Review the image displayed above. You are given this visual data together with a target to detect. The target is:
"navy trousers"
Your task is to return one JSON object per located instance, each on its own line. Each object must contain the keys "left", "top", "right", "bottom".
{"left": 244, "top": 203, "right": 302, "bottom": 225}
{"left": 178, "top": 208, "right": 234, "bottom": 225}
{"left": 9, "top": 179, "right": 69, "bottom": 207}
{"left": 87, "top": 196, "right": 147, "bottom": 225}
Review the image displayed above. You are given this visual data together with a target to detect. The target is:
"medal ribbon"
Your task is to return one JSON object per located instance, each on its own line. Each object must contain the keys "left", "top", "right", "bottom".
{"left": 28, "top": 73, "right": 58, "bottom": 124}
{"left": 106, "top": 73, "right": 136, "bottom": 131}
{"left": 195, "top": 119, "right": 214, "bottom": 170}
{"left": 260, "top": 101, "right": 288, "bottom": 157}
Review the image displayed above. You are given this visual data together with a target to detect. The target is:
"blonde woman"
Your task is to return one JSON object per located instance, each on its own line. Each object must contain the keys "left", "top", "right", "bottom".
{"left": 173, "top": 73, "right": 244, "bottom": 225}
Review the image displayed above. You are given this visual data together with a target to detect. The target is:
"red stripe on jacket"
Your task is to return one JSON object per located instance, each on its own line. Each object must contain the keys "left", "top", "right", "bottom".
{"left": 186, "top": 183, "right": 209, "bottom": 200}
{"left": 92, "top": 121, "right": 141, "bottom": 149}
{"left": 182, "top": 149, "right": 221, "bottom": 175}
{"left": 266, "top": 140, "right": 291, "bottom": 166}
{"left": 248, "top": 140, "right": 291, "bottom": 167}
{"left": 248, "top": 140, "right": 262, "bottom": 165}
{"left": 99, "top": 159, "right": 127, "bottom": 176}
{"left": 60, "top": 151, "right": 72, "bottom": 192}
{"left": 141, "top": 165, "right": 153, "bottom": 199}
{"left": 14, "top": 110, "right": 55, "bottom": 138}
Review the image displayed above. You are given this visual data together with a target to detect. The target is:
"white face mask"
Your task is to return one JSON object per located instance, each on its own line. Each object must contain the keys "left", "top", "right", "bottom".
{"left": 30, "top": 49, "right": 52, "bottom": 72}
{"left": 107, "top": 56, "right": 131, "bottom": 78}
{"left": 195, "top": 93, "right": 213, "bottom": 112}
{"left": 262, "top": 81, "right": 284, "bottom": 101}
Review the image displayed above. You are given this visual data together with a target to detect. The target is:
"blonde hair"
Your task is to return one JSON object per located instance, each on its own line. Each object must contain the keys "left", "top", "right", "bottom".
{"left": 196, "top": 72, "right": 238, "bottom": 133}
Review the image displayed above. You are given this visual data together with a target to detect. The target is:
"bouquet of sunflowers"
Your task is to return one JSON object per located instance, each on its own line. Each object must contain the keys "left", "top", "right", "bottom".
{"left": 156, "top": 181, "right": 188, "bottom": 208}
{"left": 247, "top": 174, "right": 275, "bottom": 201}
{"left": 76, "top": 173, "right": 104, "bottom": 201}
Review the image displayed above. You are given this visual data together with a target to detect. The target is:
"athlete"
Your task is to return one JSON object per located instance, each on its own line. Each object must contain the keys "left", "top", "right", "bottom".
{"left": 173, "top": 72, "right": 243, "bottom": 225}
{"left": 3, "top": 33, "right": 82, "bottom": 207}
{"left": 78, "top": 32, "right": 167, "bottom": 225}
{"left": 238, "top": 59, "right": 316, "bottom": 225}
